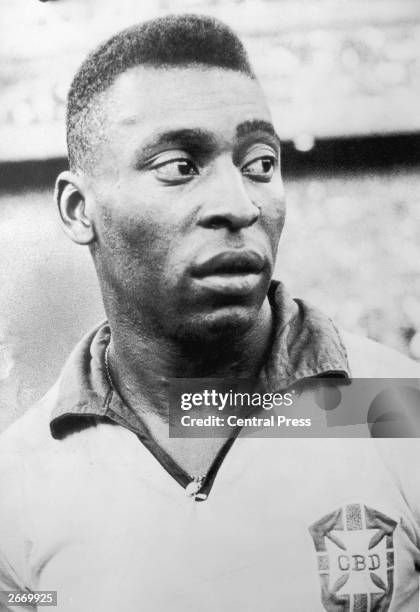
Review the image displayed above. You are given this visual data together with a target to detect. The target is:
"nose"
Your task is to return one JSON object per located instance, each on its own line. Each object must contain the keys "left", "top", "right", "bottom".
{"left": 198, "top": 159, "right": 260, "bottom": 231}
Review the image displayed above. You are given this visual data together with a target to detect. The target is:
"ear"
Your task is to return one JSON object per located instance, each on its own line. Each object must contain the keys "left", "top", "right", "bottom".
{"left": 55, "top": 170, "right": 96, "bottom": 245}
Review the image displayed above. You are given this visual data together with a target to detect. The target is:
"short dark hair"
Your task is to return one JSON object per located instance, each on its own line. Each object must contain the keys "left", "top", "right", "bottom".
{"left": 66, "top": 14, "right": 255, "bottom": 172}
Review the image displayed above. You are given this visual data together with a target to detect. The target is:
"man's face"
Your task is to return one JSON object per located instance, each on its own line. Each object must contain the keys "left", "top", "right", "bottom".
{"left": 84, "top": 65, "right": 286, "bottom": 341}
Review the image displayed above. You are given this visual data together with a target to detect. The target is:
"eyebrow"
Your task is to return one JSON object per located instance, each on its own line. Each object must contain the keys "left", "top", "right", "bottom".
{"left": 133, "top": 129, "right": 218, "bottom": 166}
{"left": 236, "top": 120, "right": 281, "bottom": 149}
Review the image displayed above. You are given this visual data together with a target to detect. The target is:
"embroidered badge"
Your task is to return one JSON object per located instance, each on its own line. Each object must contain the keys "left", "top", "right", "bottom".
{"left": 309, "top": 503, "right": 397, "bottom": 612}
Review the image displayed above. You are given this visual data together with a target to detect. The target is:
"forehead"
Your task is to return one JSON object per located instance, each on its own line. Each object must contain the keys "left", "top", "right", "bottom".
{"left": 103, "top": 65, "right": 271, "bottom": 145}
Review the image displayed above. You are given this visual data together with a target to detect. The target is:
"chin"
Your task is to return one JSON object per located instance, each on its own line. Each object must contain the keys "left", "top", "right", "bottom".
{"left": 171, "top": 306, "right": 259, "bottom": 345}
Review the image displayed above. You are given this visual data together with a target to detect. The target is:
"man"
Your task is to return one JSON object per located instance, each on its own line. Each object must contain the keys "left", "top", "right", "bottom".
{"left": 1, "top": 14, "right": 420, "bottom": 612}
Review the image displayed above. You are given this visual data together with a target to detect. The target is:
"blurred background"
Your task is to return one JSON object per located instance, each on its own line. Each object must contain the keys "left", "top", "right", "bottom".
{"left": 0, "top": 0, "right": 420, "bottom": 430}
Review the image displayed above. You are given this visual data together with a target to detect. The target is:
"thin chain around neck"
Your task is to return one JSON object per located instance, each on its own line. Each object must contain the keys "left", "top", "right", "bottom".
{"left": 104, "top": 341, "right": 114, "bottom": 390}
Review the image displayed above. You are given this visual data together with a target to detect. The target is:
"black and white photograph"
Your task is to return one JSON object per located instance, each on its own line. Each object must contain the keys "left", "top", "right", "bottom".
{"left": 1, "top": 0, "right": 420, "bottom": 610}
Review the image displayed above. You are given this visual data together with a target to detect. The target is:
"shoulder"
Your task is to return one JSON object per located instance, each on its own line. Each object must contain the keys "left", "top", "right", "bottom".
{"left": 340, "top": 330, "right": 420, "bottom": 378}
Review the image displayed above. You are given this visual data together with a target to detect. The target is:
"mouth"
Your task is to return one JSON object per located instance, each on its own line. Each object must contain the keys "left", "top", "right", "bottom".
{"left": 191, "top": 250, "right": 267, "bottom": 296}
{"left": 192, "top": 250, "right": 265, "bottom": 278}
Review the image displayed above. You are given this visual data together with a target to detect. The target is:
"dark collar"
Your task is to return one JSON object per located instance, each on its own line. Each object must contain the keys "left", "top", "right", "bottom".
{"left": 50, "top": 281, "right": 350, "bottom": 439}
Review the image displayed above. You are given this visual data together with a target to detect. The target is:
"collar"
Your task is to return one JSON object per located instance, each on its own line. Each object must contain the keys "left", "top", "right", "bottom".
{"left": 50, "top": 281, "right": 350, "bottom": 439}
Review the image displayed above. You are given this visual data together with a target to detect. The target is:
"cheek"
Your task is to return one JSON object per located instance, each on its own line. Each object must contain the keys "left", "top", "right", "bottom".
{"left": 94, "top": 182, "right": 156, "bottom": 248}
{"left": 93, "top": 190, "right": 187, "bottom": 283}
{"left": 260, "top": 188, "right": 286, "bottom": 248}
{"left": 249, "top": 172, "right": 285, "bottom": 225}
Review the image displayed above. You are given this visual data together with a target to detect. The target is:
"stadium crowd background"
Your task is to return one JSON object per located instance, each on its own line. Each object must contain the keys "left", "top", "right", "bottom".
{"left": 0, "top": 0, "right": 419, "bottom": 430}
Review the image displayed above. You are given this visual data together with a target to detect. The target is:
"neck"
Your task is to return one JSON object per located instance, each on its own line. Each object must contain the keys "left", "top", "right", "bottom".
{"left": 106, "top": 299, "right": 273, "bottom": 421}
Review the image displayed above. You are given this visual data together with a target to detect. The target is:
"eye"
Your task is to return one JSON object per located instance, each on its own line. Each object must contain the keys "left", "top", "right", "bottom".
{"left": 151, "top": 156, "right": 199, "bottom": 184}
{"left": 242, "top": 156, "right": 276, "bottom": 182}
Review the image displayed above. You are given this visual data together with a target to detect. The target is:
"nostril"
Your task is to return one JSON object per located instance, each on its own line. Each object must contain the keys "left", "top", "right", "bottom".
{"left": 205, "top": 216, "right": 226, "bottom": 230}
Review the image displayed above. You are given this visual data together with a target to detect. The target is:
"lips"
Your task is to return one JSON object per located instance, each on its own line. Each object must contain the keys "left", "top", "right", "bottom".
{"left": 192, "top": 250, "right": 265, "bottom": 277}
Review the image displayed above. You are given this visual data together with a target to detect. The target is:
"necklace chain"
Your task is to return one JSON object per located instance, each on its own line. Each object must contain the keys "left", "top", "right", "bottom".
{"left": 104, "top": 341, "right": 114, "bottom": 390}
